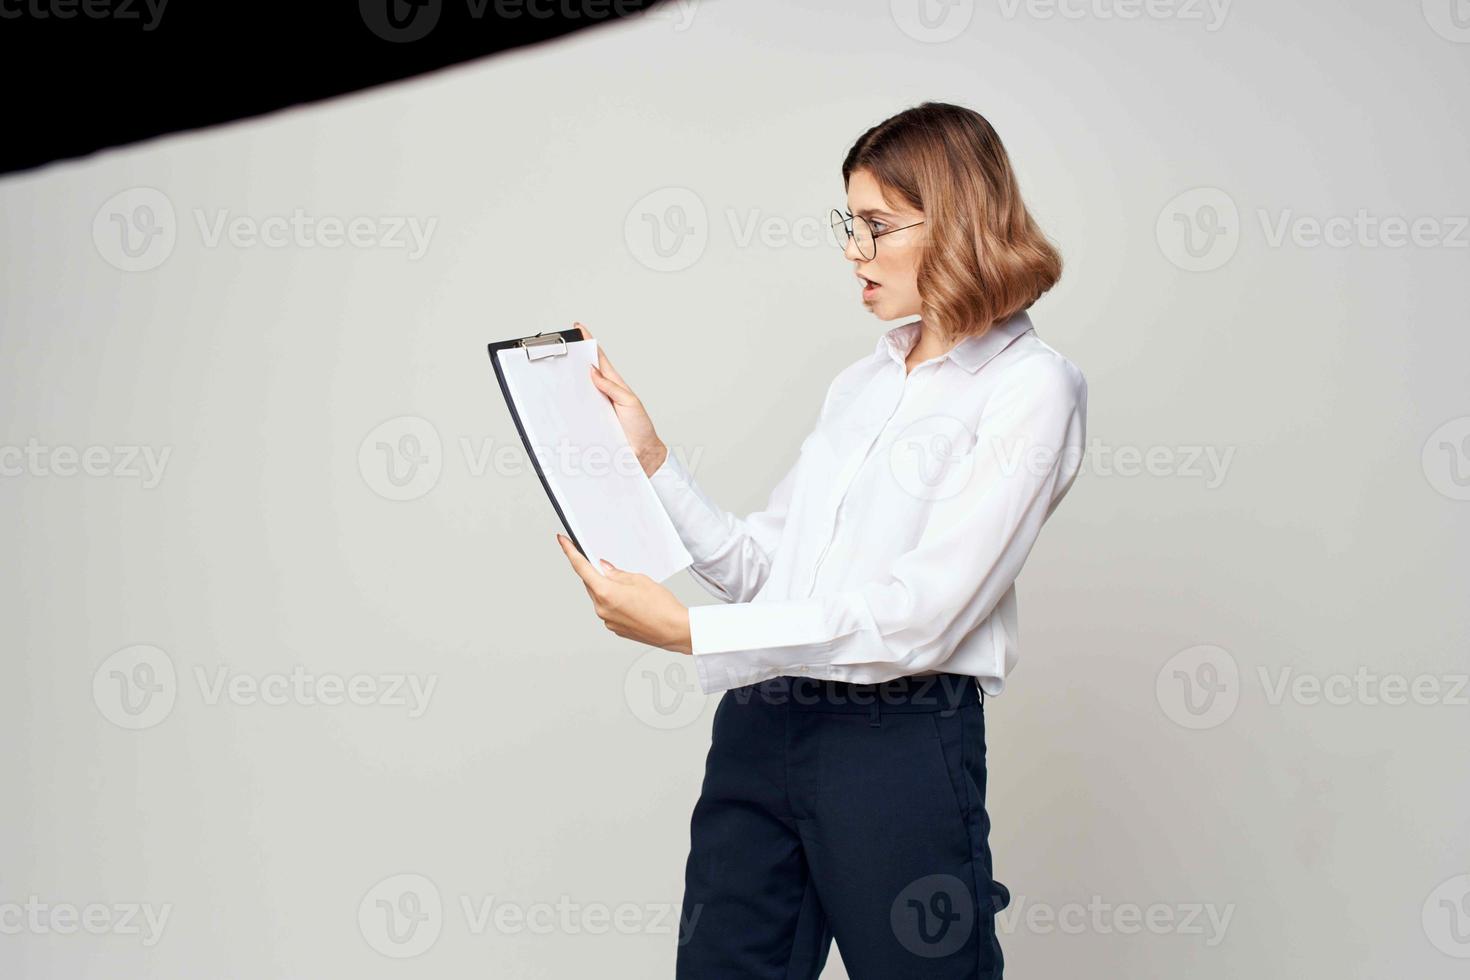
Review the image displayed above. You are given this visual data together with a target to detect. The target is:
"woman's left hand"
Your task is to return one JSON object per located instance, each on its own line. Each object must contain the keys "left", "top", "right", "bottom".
{"left": 556, "top": 534, "right": 693, "bottom": 654}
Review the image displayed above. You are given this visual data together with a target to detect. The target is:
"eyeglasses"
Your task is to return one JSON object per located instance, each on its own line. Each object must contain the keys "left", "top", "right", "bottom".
{"left": 830, "top": 208, "right": 925, "bottom": 261}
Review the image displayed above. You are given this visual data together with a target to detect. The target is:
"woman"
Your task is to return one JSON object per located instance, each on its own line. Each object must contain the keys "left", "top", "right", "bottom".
{"left": 556, "top": 102, "right": 1087, "bottom": 979}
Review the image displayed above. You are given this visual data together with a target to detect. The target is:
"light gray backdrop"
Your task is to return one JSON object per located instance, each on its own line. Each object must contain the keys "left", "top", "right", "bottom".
{"left": 2, "top": 1, "right": 1467, "bottom": 976}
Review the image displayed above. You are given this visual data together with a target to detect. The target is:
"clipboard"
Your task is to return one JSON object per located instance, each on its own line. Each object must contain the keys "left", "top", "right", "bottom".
{"left": 486, "top": 329, "right": 693, "bottom": 581}
{"left": 487, "top": 329, "right": 586, "bottom": 554}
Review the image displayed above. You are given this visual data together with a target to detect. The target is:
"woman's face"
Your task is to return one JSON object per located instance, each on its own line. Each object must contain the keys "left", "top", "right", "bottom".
{"left": 843, "top": 168, "right": 925, "bottom": 320}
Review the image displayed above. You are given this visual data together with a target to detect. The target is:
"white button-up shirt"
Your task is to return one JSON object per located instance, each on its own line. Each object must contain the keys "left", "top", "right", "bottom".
{"left": 648, "top": 309, "right": 1087, "bottom": 696}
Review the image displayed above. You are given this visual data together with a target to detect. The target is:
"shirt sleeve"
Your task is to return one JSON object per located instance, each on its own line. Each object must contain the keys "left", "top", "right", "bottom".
{"left": 646, "top": 444, "right": 801, "bottom": 605}
{"left": 646, "top": 370, "right": 842, "bottom": 604}
{"left": 685, "top": 357, "right": 1088, "bottom": 695}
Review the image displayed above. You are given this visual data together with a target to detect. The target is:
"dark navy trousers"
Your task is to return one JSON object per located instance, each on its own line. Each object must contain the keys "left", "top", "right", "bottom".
{"left": 676, "top": 672, "right": 1011, "bottom": 979}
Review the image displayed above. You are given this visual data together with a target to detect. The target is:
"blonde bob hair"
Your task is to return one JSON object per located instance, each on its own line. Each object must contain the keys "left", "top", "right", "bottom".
{"left": 841, "top": 102, "right": 1062, "bottom": 341}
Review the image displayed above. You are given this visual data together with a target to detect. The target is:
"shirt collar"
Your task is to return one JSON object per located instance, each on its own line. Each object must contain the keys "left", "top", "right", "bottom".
{"left": 875, "top": 308, "right": 1035, "bottom": 374}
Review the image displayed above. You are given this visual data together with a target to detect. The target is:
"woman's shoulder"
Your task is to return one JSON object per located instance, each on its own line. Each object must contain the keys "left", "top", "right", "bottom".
{"left": 993, "top": 327, "right": 1087, "bottom": 406}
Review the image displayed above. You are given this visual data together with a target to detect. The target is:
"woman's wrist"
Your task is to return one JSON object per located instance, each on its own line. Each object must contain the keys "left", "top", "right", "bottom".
{"left": 639, "top": 441, "right": 669, "bottom": 478}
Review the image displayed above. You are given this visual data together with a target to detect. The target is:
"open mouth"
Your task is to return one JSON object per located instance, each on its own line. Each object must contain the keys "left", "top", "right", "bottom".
{"left": 858, "top": 274, "right": 881, "bottom": 294}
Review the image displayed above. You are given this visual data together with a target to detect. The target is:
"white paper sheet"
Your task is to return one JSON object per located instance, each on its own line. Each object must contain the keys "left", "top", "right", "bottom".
{"left": 496, "top": 338, "right": 692, "bottom": 583}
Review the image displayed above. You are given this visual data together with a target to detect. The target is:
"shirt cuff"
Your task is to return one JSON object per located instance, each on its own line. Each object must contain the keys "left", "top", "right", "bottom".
{"left": 686, "top": 595, "right": 880, "bottom": 694}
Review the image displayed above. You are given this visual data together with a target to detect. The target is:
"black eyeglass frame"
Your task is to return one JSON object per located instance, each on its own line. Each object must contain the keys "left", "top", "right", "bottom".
{"left": 830, "top": 208, "right": 926, "bottom": 260}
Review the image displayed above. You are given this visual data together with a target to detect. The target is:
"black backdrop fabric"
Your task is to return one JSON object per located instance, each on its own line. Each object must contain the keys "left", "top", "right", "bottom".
{"left": 2, "top": 0, "right": 667, "bottom": 175}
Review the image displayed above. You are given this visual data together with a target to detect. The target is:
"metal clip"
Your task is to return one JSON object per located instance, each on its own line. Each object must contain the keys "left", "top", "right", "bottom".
{"left": 519, "top": 332, "right": 569, "bottom": 361}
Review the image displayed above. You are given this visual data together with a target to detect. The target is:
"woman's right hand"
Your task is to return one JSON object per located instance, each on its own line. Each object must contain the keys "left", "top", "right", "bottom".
{"left": 576, "top": 322, "right": 668, "bottom": 478}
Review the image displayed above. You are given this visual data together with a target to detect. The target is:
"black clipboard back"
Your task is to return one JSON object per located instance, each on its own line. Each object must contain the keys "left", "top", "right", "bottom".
{"left": 486, "top": 329, "right": 589, "bottom": 557}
